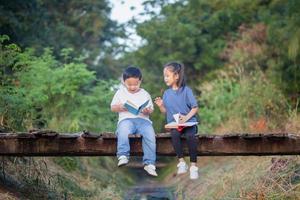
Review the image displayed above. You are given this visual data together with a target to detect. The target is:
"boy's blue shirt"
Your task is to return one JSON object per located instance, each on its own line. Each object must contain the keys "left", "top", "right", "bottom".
{"left": 163, "top": 86, "right": 198, "bottom": 123}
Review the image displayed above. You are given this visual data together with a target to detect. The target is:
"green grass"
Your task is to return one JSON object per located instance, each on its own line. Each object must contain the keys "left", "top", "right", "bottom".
{"left": 56, "top": 174, "right": 93, "bottom": 198}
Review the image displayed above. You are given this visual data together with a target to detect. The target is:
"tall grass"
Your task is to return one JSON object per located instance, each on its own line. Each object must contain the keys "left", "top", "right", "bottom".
{"left": 0, "top": 156, "right": 136, "bottom": 199}
{"left": 200, "top": 71, "right": 289, "bottom": 134}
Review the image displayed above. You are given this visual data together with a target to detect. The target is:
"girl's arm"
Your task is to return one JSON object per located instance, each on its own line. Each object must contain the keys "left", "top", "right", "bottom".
{"left": 179, "top": 107, "right": 198, "bottom": 123}
{"left": 154, "top": 97, "right": 166, "bottom": 113}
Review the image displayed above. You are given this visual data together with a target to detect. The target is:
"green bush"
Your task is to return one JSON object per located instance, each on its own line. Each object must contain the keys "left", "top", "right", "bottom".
{"left": 53, "top": 157, "right": 80, "bottom": 172}
{"left": 0, "top": 35, "right": 117, "bottom": 132}
{"left": 229, "top": 71, "right": 289, "bottom": 129}
{"left": 200, "top": 77, "right": 240, "bottom": 133}
{"left": 56, "top": 174, "right": 92, "bottom": 198}
{"left": 200, "top": 71, "right": 289, "bottom": 133}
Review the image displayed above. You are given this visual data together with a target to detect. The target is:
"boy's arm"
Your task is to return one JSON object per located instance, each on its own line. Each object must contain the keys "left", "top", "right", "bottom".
{"left": 111, "top": 104, "right": 127, "bottom": 112}
{"left": 110, "top": 90, "right": 127, "bottom": 112}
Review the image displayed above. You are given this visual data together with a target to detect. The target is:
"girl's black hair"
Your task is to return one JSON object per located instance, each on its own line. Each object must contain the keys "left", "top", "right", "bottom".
{"left": 122, "top": 66, "right": 142, "bottom": 81}
{"left": 164, "top": 61, "right": 186, "bottom": 88}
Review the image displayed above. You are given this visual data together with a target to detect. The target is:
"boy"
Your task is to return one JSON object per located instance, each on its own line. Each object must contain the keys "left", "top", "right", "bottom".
{"left": 110, "top": 66, "right": 157, "bottom": 176}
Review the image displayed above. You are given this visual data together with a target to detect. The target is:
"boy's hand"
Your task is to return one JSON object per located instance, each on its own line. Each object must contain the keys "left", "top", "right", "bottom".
{"left": 179, "top": 114, "right": 188, "bottom": 124}
{"left": 154, "top": 97, "right": 163, "bottom": 107}
{"left": 111, "top": 104, "right": 127, "bottom": 113}
{"left": 141, "top": 107, "right": 153, "bottom": 115}
{"left": 117, "top": 104, "right": 127, "bottom": 112}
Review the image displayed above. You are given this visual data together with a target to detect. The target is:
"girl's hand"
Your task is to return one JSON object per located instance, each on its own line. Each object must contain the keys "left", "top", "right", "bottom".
{"left": 179, "top": 114, "right": 189, "bottom": 124}
{"left": 141, "top": 107, "right": 153, "bottom": 115}
{"left": 154, "top": 97, "right": 163, "bottom": 107}
{"left": 154, "top": 97, "right": 166, "bottom": 113}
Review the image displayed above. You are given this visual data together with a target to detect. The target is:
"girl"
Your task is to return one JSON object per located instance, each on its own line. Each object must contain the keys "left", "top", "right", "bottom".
{"left": 154, "top": 62, "right": 199, "bottom": 179}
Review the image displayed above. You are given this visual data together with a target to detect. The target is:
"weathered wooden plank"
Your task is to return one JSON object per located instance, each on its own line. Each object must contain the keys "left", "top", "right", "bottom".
{"left": 0, "top": 132, "right": 299, "bottom": 156}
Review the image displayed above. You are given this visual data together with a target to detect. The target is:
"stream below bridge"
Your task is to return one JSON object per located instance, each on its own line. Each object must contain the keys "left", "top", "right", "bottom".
{"left": 123, "top": 162, "right": 176, "bottom": 200}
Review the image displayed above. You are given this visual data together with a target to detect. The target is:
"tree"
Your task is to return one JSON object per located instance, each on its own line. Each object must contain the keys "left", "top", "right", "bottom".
{"left": 0, "top": 36, "right": 117, "bottom": 132}
{"left": 0, "top": 0, "right": 124, "bottom": 78}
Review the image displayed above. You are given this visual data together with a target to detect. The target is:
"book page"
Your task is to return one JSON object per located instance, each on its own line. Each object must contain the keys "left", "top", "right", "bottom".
{"left": 165, "top": 120, "right": 198, "bottom": 129}
{"left": 138, "top": 99, "right": 150, "bottom": 111}
{"left": 124, "top": 100, "right": 139, "bottom": 115}
{"left": 173, "top": 113, "right": 180, "bottom": 124}
{"left": 126, "top": 100, "right": 138, "bottom": 110}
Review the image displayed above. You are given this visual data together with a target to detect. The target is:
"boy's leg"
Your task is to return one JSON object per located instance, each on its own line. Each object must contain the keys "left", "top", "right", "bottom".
{"left": 170, "top": 129, "right": 184, "bottom": 159}
{"left": 135, "top": 119, "right": 156, "bottom": 165}
{"left": 183, "top": 126, "right": 198, "bottom": 163}
{"left": 116, "top": 119, "right": 136, "bottom": 158}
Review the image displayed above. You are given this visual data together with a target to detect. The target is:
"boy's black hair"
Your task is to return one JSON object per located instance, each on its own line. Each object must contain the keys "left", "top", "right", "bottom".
{"left": 122, "top": 66, "right": 142, "bottom": 81}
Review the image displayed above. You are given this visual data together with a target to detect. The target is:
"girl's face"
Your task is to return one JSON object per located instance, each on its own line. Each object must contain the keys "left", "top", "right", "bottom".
{"left": 163, "top": 67, "right": 179, "bottom": 88}
{"left": 124, "top": 77, "right": 141, "bottom": 93}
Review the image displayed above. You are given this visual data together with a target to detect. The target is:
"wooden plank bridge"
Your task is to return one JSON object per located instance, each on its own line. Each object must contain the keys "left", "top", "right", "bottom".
{"left": 0, "top": 130, "right": 300, "bottom": 156}
{"left": 0, "top": 130, "right": 299, "bottom": 156}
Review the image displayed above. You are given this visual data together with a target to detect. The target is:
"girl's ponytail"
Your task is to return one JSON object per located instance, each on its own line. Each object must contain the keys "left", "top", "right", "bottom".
{"left": 178, "top": 63, "right": 186, "bottom": 88}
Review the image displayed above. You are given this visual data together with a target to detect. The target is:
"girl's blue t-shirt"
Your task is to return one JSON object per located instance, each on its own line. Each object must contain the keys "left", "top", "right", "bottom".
{"left": 162, "top": 86, "right": 198, "bottom": 123}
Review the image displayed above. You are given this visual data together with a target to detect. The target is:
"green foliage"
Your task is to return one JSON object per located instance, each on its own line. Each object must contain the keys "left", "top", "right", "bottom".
{"left": 200, "top": 71, "right": 289, "bottom": 133}
{"left": 200, "top": 78, "right": 241, "bottom": 133}
{"left": 0, "top": 35, "right": 30, "bottom": 131}
{"left": 0, "top": 156, "right": 128, "bottom": 199}
{"left": 1, "top": 1, "right": 300, "bottom": 199}
{"left": 53, "top": 157, "right": 79, "bottom": 172}
{"left": 0, "top": 36, "right": 117, "bottom": 132}
{"left": 0, "top": 0, "right": 125, "bottom": 79}
{"left": 126, "top": 0, "right": 265, "bottom": 82}
{"left": 0, "top": 1, "right": 116, "bottom": 58}
{"left": 258, "top": 0, "right": 300, "bottom": 95}
{"left": 50, "top": 79, "right": 118, "bottom": 132}
{"left": 56, "top": 174, "right": 93, "bottom": 198}
{"left": 198, "top": 21, "right": 289, "bottom": 132}
{"left": 232, "top": 72, "right": 288, "bottom": 127}
{"left": 121, "top": 0, "right": 300, "bottom": 120}
{"left": 52, "top": 157, "right": 132, "bottom": 199}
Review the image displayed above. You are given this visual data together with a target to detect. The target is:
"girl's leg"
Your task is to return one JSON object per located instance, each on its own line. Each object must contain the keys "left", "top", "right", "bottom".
{"left": 183, "top": 126, "right": 198, "bottom": 163}
{"left": 170, "top": 129, "right": 184, "bottom": 159}
{"left": 135, "top": 119, "right": 156, "bottom": 165}
{"left": 116, "top": 119, "right": 136, "bottom": 158}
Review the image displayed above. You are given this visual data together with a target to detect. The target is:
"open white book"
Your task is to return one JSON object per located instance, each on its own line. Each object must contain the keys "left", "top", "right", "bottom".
{"left": 165, "top": 113, "right": 198, "bottom": 129}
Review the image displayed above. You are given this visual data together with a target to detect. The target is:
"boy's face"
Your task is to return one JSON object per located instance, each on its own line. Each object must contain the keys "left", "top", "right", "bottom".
{"left": 124, "top": 77, "right": 141, "bottom": 93}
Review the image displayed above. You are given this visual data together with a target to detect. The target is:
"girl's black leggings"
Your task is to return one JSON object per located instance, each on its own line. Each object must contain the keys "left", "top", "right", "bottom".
{"left": 170, "top": 125, "right": 198, "bottom": 163}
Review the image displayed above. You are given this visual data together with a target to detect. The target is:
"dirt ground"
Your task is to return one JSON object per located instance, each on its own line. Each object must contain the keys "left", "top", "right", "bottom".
{"left": 0, "top": 184, "right": 20, "bottom": 200}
